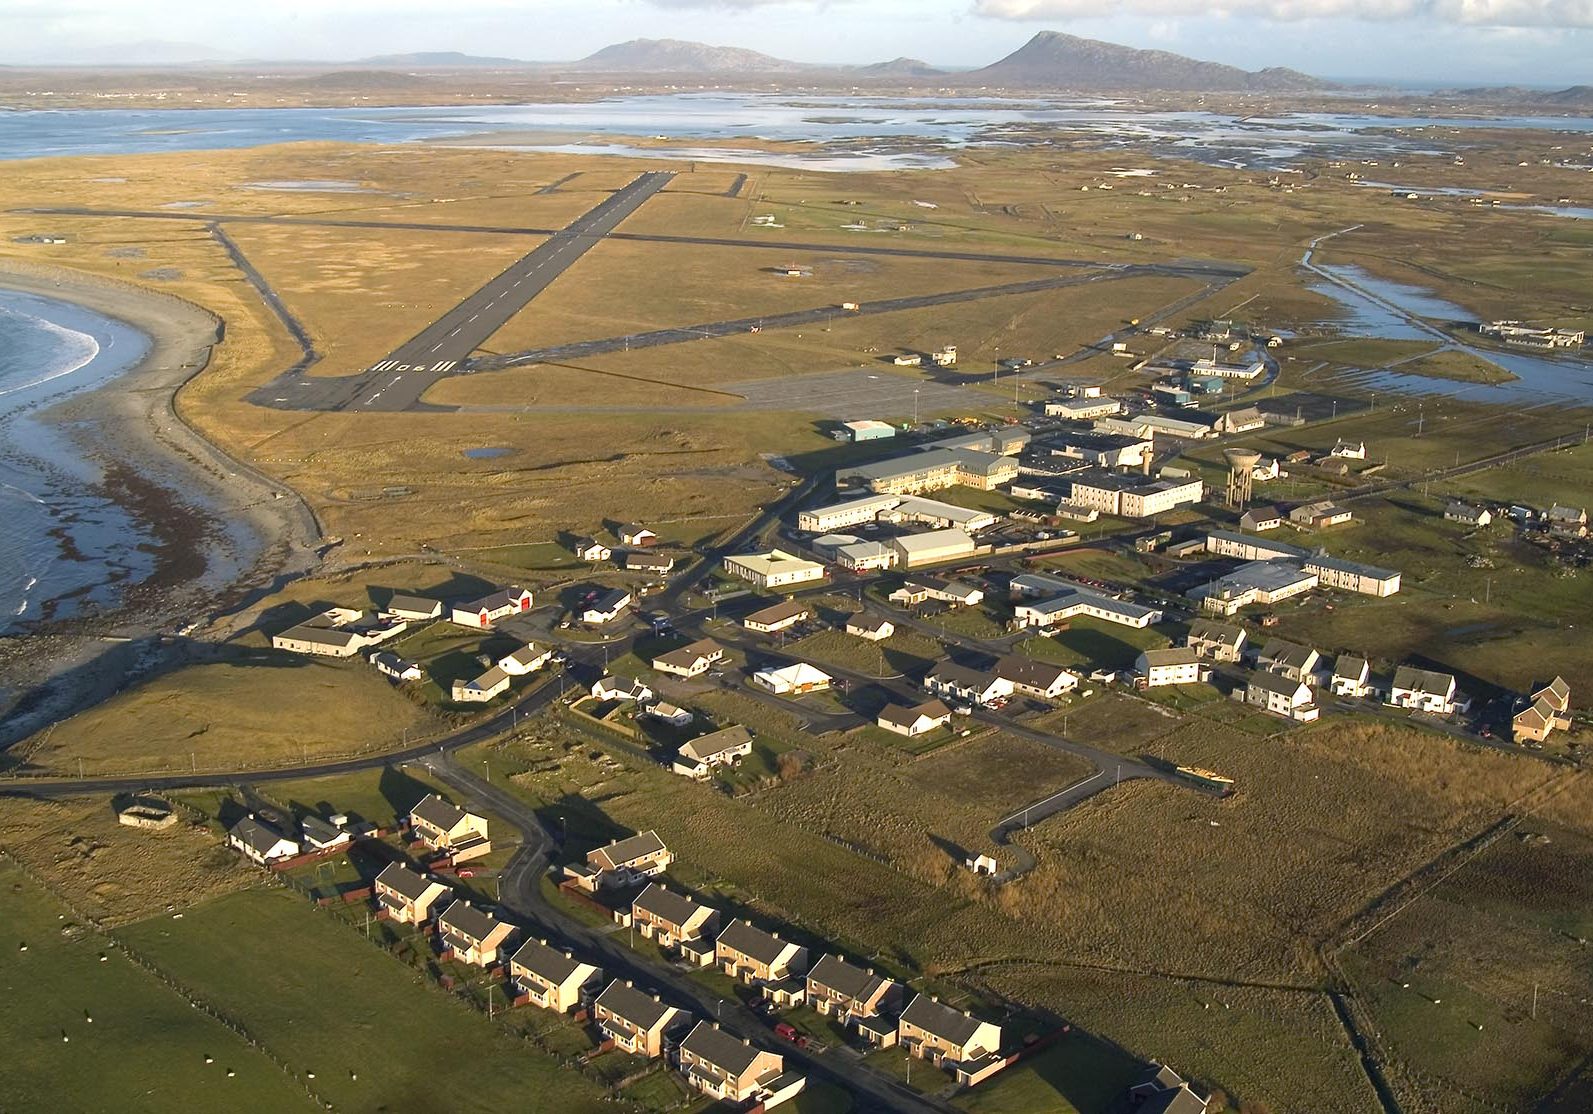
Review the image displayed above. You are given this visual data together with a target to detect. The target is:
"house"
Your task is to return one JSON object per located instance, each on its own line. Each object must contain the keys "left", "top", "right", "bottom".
{"left": 1241, "top": 672, "right": 1319, "bottom": 722}
{"left": 300, "top": 813, "right": 351, "bottom": 852}
{"left": 451, "top": 666, "right": 512, "bottom": 704}
{"left": 676, "top": 1022, "right": 792, "bottom": 1104}
{"left": 752, "top": 662, "right": 832, "bottom": 695}
{"left": 644, "top": 701, "right": 694, "bottom": 727}
{"left": 1134, "top": 648, "right": 1205, "bottom": 688}
{"left": 373, "top": 862, "right": 451, "bottom": 926}
{"left": 923, "top": 662, "right": 1014, "bottom": 706}
{"left": 1255, "top": 639, "right": 1320, "bottom": 684}
{"left": 1130, "top": 1063, "right": 1212, "bottom": 1114}
{"left": 1388, "top": 666, "right": 1470, "bottom": 715}
{"left": 573, "top": 536, "right": 612, "bottom": 562}
{"left": 877, "top": 699, "right": 954, "bottom": 738}
{"left": 995, "top": 656, "right": 1079, "bottom": 700}
{"left": 1330, "top": 439, "right": 1366, "bottom": 460}
{"left": 846, "top": 615, "right": 895, "bottom": 641}
{"left": 509, "top": 938, "right": 603, "bottom": 1014}
{"left": 903, "top": 577, "right": 985, "bottom": 607}
{"left": 743, "top": 599, "right": 812, "bottom": 635}
{"left": 272, "top": 609, "right": 406, "bottom": 658}
{"left": 1531, "top": 675, "right": 1571, "bottom": 715}
{"left": 1304, "top": 556, "right": 1401, "bottom": 597}
{"left": 1239, "top": 507, "right": 1283, "bottom": 532}
{"left": 436, "top": 900, "right": 517, "bottom": 968}
{"left": 619, "top": 525, "right": 659, "bottom": 547}
{"left": 582, "top": 588, "right": 633, "bottom": 625}
{"left": 1289, "top": 501, "right": 1353, "bottom": 529}
{"left": 370, "top": 651, "right": 424, "bottom": 682}
{"left": 450, "top": 586, "right": 533, "bottom": 628}
{"left": 806, "top": 954, "right": 902, "bottom": 1047}
{"left": 409, "top": 795, "right": 492, "bottom": 863}
{"left": 652, "top": 638, "right": 725, "bottom": 678}
{"left": 623, "top": 551, "right": 676, "bottom": 576}
{"left": 592, "top": 675, "right": 653, "bottom": 703}
{"left": 1547, "top": 504, "right": 1589, "bottom": 537}
{"left": 722, "top": 550, "right": 825, "bottom": 589}
{"left": 1444, "top": 503, "right": 1492, "bottom": 528}
{"left": 1212, "top": 406, "right": 1266, "bottom": 434}
{"left": 673, "top": 725, "right": 755, "bottom": 779}
{"left": 592, "top": 979, "right": 688, "bottom": 1059}
{"left": 227, "top": 815, "right": 300, "bottom": 865}
{"left": 898, "top": 994, "right": 1006, "bottom": 1087}
{"left": 716, "top": 919, "right": 807, "bottom": 988}
{"left": 498, "top": 643, "right": 553, "bottom": 676}
{"left": 626, "top": 883, "right": 721, "bottom": 964}
{"left": 1513, "top": 698, "right": 1569, "bottom": 744}
{"left": 572, "top": 831, "right": 674, "bottom": 891}
{"left": 386, "top": 594, "right": 443, "bottom": 621}
{"left": 1185, "top": 619, "right": 1247, "bottom": 663}
{"left": 1330, "top": 655, "right": 1373, "bottom": 699}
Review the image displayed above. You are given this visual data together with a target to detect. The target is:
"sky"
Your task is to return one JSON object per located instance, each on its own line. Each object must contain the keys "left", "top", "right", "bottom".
{"left": 2, "top": 0, "right": 1590, "bottom": 86}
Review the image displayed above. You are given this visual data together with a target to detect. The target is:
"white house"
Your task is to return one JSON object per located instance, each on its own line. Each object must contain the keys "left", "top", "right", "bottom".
{"left": 573, "top": 537, "right": 613, "bottom": 562}
{"left": 452, "top": 666, "right": 512, "bottom": 703}
{"left": 877, "top": 699, "right": 954, "bottom": 737}
{"left": 370, "top": 651, "right": 425, "bottom": 682}
{"left": 1330, "top": 655, "right": 1373, "bottom": 699}
{"left": 592, "top": 675, "right": 653, "bottom": 703}
{"left": 752, "top": 662, "right": 832, "bottom": 695}
{"left": 1388, "top": 666, "right": 1470, "bottom": 715}
{"left": 227, "top": 815, "right": 300, "bottom": 865}
{"left": 498, "top": 643, "right": 553, "bottom": 676}
{"left": 995, "top": 656, "right": 1079, "bottom": 700}
{"left": 582, "top": 588, "right": 634, "bottom": 625}
{"left": 673, "top": 725, "right": 756, "bottom": 778}
{"left": 1444, "top": 503, "right": 1492, "bottom": 528}
{"left": 1134, "top": 648, "right": 1204, "bottom": 688}
{"left": 644, "top": 701, "right": 695, "bottom": 727}
{"left": 450, "top": 586, "right": 534, "bottom": 628}
{"left": 924, "top": 663, "right": 1014, "bottom": 706}
{"left": 846, "top": 615, "right": 895, "bottom": 641}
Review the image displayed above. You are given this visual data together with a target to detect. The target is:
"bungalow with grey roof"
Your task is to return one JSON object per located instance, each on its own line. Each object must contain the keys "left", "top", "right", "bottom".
{"left": 498, "top": 643, "right": 552, "bottom": 676}
{"left": 227, "top": 815, "right": 300, "bottom": 865}
{"left": 623, "top": 551, "right": 675, "bottom": 575}
{"left": 370, "top": 650, "right": 424, "bottom": 682}
{"left": 846, "top": 615, "right": 895, "bottom": 641}
{"left": 452, "top": 666, "right": 512, "bottom": 704}
{"left": 449, "top": 586, "right": 533, "bottom": 629}
{"left": 652, "top": 639, "right": 725, "bottom": 679}
{"left": 386, "top": 594, "right": 443, "bottom": 621}
{"left": 924, "top": 662, "right": 1014, "bottom": 706}
{"left": 592, "top": 675, "right": 653, "bottom": 703}
{"left": 995, "top": 656, "right": 1078, "bottom": 700}
{"left": 573, "top": 537, "right": 612, "bottom": 561}
{"left": 877, "top": 699, "right": 954, "bottom": 738}
{"left": 743, "top": 599, "right": 812, "bottom": 635}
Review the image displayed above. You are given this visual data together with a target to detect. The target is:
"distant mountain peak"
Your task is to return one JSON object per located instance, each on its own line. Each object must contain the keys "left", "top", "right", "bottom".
{"left": 572, "top": 38, "right": 807, "bottom": 73}
{"left": 962, "top": 30, "right": 1327, "bottom": 92}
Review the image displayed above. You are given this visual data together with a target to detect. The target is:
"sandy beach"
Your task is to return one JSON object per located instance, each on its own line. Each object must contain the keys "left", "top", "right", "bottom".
{"left": 0, "top": 258, "right": 322, "bottom": 748}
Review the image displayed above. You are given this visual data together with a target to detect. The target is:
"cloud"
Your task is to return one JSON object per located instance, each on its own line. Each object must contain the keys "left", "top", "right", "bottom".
{"left": 973, "top": 0, "right": 1593, "bottom": 28}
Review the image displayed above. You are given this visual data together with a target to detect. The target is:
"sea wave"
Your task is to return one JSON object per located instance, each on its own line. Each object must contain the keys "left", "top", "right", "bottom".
{"left": 0, "top": 305, "right": 103, "bottom": 398}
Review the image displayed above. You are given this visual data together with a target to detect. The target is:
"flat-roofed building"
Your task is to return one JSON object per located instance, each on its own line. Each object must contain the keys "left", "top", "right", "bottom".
{"left": 1047, "top": 430, "right": 1153, "bottom": 469}
{"left": 1194, "top": 561, "right": 1318, "bottom": 616}
{"left": 1066, "top": 469, "right": 1204, "bottom": 518}
{"left": 1304, "top": 556, "right": 1401, "bottom": 597}
{"left": 837, "top": 448, "right": 1018, "bottom": 495}
{"left": 723, "top": 550, "right": 826, "bottom": 589}
{"left": 798, "top": 494, "right": 901, "bottom": 533}
{"left": 1205, "top": 530, "right": 1308, "bottom": 562}
{"left": 1044, "top": 396, "right": 1122, "bottom": 421}
{"left": 835, "top": 539, "right": 897, "bottom": 572}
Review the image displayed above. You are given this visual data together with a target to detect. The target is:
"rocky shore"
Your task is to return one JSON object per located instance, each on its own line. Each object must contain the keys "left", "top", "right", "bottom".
{"left": 0, "top": 259, "right": 322, "bottom": 750}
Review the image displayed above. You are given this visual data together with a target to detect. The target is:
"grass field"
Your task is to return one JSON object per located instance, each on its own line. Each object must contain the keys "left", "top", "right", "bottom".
{"left": 0, "top": 861, "right": 317, "bottom": 1112}
{"left": 116, "top": 886, "right": 612, "bottom": 1114}
{"left": 15, "top": 650, "right": 438, "bottom": 776}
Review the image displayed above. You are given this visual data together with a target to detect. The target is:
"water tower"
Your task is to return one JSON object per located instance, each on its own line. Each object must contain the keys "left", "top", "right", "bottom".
{"left": 1225, "top": 447, "right": 1262, "bottom": 509}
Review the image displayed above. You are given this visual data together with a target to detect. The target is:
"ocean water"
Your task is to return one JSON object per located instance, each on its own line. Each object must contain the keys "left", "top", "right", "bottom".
{"left": 0, "top": 291, "right": 152, "bottom": 636}
{"left": 5, "top": 94, "right": 1593, "bottom": 171}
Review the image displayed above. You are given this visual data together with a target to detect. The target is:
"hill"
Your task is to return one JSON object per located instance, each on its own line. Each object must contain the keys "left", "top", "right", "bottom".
{"left": 569, "top": 38, "right": 808, "bottom": 74}
{"left": 857, "top": 57, "right": 946, "bottom": 78}
{"left": 357, "top": 51, "right": 526, "bottom": 68}
{"left": 959, "top": 31, "right": 1325, "bottom": 92}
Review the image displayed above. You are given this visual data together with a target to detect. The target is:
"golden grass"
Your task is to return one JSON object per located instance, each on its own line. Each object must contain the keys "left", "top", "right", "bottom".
{"left": 0, "top": 795, "right": 251, "bottom": 925}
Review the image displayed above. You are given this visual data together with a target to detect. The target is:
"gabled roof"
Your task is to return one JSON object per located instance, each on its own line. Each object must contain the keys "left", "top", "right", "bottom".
{"left": 878, "top": 699, "right": 952, "bottom": 730}
{"left": 375, "top": 862, "right": 443, "bottom": 903}
{"left": 1392, "top": 665, "right": 1457, "bottom": 695}
{"left": 1333, "top": 655, "right": 1369, "bottom": 681}
{"left": 745, "top": 599, "right": 811, "bottom": 627}
{"left": 679, "top": 725, "right": 754, "bottom": 763}
{"left": 847, "top": 615, "right": 893, "bottom": 633}
{"left": 633, "top": 883, "right": 717, "bottom": 929}
{"left": 1532, "top": 675, "right": 1571, "bottom": 707}
{"left": 717, "top": 919, "right": 796, "bottom": 967}
{"left": 229, "top": 815, "right": 294, "bottom": 855}
{"left": 460, "top": 585, "right": 531, "bottom": 612}
{"left": 654, "top": 638, "right": 723, "bottom": 670}
{"left": 926, "top": 661, "right": 1000, "bottom": 690}
{"left": 501, "top": 644, "right": 547, "bottom": 668}
{"left": 595, "top": 980, "right": 677, "bottom": 1030}
{"left": 510, "top": 938, "right": 592, "bottom": 985}
{"left": 995, "top": 655, "right": 1073, "bottom": 689}
{"left": 899, "top": 994, "right": 991, "bottom": 1050}
{"left": 1514, "top": 699, "right": 1554, "bottom": 730}
{"left": 1188, "top": 619, "right": 1245, "bottom": 646}
{"left": 387, "top": 593, "right": 441, "bottom": 615}
{"left": 679, "top": 1022, "right": 767, "bottom": 1077}
{"left": 1141, "top": 1087, "right": 1211, "bottom": 1114}
{"left": 591, "top": 830, "right": 667, "bottom": 871}
{"left": 1139, "top": 648, "right": 1200, "bottom": 668}
{"left": 411, "top": 794, "right": 473, "bottom": 831}
{"left": 279, "top": 625, "right": 360, "bottom": 649}
{"left": 807, "top": 953, "right": 887, "bottom": 1002}
{"left": 754, "top": 663, "right": 832, "bottom": 688}
{"left": 587, "top": 588, "right": 632, "bottom": 612}
{"left": 1259, "top": 639, "right": 1317, "bottom": 670}
{"left": 1246, "top": 671, "right": 1311, "bottom": 698}
{"left": 438, "top": 899, "right": 505, "bottom": 944}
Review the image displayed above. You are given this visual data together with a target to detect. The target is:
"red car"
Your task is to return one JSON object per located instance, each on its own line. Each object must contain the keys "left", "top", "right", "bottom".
{"left": 774, "top": 1022, "right": 799, "bottom": 1042}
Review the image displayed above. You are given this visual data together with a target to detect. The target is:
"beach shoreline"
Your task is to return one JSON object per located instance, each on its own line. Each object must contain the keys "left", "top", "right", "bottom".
{"left": 0, "top": 258, "right": 323, "bottom": 750}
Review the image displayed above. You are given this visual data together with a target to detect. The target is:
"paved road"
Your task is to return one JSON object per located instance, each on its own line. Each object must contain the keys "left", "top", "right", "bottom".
{"left": 419, "top": 752, "right": 956, "bottom": 1114}
{"left": 346, "top": 171, "right": 676, "bottom": 413}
